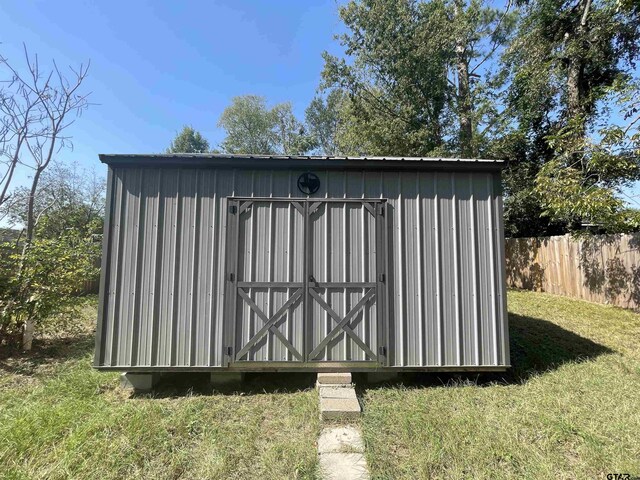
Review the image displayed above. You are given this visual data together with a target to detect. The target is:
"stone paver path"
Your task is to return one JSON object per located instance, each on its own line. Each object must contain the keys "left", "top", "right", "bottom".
{"left": 316, "top": 373, "right": 370, "bottom": 480}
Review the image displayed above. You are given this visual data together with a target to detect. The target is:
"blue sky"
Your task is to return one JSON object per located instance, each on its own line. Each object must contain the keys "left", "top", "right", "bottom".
{"left": 1, "top": 0, "right": 638, "bottom": 206}
{"left": 0, "top": 0, "right": 345, "bottom": 179}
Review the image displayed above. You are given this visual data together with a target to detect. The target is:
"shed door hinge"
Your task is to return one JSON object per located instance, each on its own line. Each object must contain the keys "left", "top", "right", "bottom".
{"left": 228, "top": 273, "right": 234, "bottom": 282}
{"left": 378, "top": 346, "right": 386, "bottom": 357}
{"left": 378, "top": 273, "right": 385, "bottom": 283}
{"left": 376, "top": 204, "right": 384, "bottom": 216}
{"left": 226, "top": 346, "right": 233, "bottom": 357}
{"left": 228, "top": 204, "right": 237, "bottom": 214}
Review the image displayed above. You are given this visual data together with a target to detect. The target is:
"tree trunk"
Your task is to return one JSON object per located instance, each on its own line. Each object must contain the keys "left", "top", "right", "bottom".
{"left": 566, "top": 59, "right": 582, "bottom": 121}
{"left": 22, "top": 318, "right": 35, "bottom": 350}
{"left": 457, "top": 53, "right": 473, "bottom": 157}
{"left": 454, "top": 0, "right": 473, "bottom": 157}
{"left": 25, "top": 167, "right": 43, "bottom": 243}
{"left": 565, "top": 0, "right": 591, "bottom": 132}
{"left": 20, "top": 167, "right": 43, "bottom": 350}
{"left": 564, "top": 0, "right": 592, "bottom": 172}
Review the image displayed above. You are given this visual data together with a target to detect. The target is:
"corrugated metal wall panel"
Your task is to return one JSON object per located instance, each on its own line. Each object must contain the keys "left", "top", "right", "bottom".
{"left": 475, "top": 176, "right": 495, "bottom": 365}
{"left": 419, "top": 174, "right": 438, "bottom": 366}
{"left": 212, "top": 170, "right": 234, "bottom": 366}
{"left": 455, "top": 173, "right": 475, "bottom": 365}
{"left": 494, "top": 177, "right": 510, "bottom": 366}
{"left": 135, "top": 169, "right": 160, "bottom": 366}
{"left": 96, "top": 167, "right": 509, "bottom": 369}
{"left": 152, "top": 172, "right": 167, "bottom": 365}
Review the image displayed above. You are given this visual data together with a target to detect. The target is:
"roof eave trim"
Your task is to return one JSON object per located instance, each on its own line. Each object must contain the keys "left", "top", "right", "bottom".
{"left": 99, "top": 154, "right": 507, "bottom": 170}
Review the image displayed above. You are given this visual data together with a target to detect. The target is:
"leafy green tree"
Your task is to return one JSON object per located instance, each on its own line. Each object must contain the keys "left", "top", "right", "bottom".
{"left": 272, "top": 102, "right": 317, "bottom": 155}
{"left": 492, "top": 131, "right": 572, "bottom": 237}
{"left": 167, "top": 125, "right": 210, "bottom": 153}
{"left": 502, "top": 0, "right": 640, "bottom": 233}
{"left": 321, "top": 0, "right": 515, "bottom": 157}
{"left": 305, "top": 89, "right": 346, "bottom": 155}
{"left": 321, "top": 0, "right": 449, "bottom": 156}
{"left": 218, "top": 95, "right": 314, "bottom": 155}
{"left": 448, "top": 0, "right": 517, "bottom": 157}
{"left": 535, "top": 109, "right": 640, "bottom": 232}
{"left": 4, "top": 162, "right": 105, "bottom": 239}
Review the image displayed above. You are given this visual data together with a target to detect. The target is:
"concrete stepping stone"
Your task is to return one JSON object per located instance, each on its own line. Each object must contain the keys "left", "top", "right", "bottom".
{"left": 319, "top": 386, "right": 357, "bottom": 399}
{"left": 319, "top": 453, "right": 369, "bottom": 480}
{"left": 318, "top": 373, "right": 361, "bottom": 420}
{"left": 320, "top": 396, "right": 361, "bottom": 420}
{"left": 317, "top": 372, "right": 352, "bottom": 386}
{"left": 318, "top": 427, "right": 369, "bottom": 479}
{"left": 318, "top": 426, "right": 364, "bottom": 453}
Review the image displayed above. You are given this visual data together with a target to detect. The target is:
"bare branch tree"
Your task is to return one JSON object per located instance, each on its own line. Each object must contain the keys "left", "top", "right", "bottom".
{"left": 0, "top": 59, "right": 46, "bottom": 217}
{"left": 0, "top": 44, "right": 91, "bottom": 349}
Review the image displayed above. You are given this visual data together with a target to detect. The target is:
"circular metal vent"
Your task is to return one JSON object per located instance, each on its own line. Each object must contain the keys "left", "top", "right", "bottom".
{"left": 297, "top": 172, "right": 320, "bottom": 195}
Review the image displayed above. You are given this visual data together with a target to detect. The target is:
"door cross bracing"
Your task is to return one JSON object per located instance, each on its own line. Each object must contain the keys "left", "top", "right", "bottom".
{"left": 225, "top": 197, "right": 387, "bottom": 365}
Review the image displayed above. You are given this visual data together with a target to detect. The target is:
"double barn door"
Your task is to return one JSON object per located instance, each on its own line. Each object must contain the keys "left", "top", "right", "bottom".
{"left": 224, "top": 198, "right": 387, "bottom": 366}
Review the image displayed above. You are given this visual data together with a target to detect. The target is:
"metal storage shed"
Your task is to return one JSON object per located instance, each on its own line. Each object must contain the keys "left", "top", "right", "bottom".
{"left": 94, "top": 154, "right": 509, "bottom": 376}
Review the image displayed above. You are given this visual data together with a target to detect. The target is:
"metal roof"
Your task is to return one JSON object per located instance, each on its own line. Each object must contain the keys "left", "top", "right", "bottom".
{"left": 99, "top": 153, "right": 506, "bottom": 171}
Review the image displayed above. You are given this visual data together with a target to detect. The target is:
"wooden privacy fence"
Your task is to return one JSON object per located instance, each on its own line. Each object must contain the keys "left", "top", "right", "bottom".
{"left": 79, "top": 255, "right": 101, "bottom": 295}
{"left": 81, "top": 275, "right": 100, "bottom": 295}
{"left": 505, "top": 233, "right": 640, "bottom": 310}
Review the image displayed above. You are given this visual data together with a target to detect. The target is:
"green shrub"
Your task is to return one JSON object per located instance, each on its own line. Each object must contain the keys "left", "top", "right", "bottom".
{"left": 0, "top": 228, "right": 100, "bottom": 349}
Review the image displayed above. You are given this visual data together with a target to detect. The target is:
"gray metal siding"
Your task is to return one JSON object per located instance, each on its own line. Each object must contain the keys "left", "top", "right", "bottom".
{"left": 95, "top": 167, "right": 509, "bottom": 368}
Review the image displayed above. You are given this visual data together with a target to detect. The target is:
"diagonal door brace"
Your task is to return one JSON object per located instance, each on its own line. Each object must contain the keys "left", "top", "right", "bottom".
{"left": 235, "top": 288, "right": 304, "bottom": 361}
{"left": 308, "top": 288, "right": 377, "bottom": 359}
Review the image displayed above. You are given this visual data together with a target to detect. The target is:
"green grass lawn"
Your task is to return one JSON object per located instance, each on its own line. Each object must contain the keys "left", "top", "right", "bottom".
{"left": 359, "top": 290, "right": 640, "bottom": 479}
{"left": 1, "top": 291, "right": 639, "bottom": 479}
{"left": 0, "top": 299, "right": 321, "bottom": 480}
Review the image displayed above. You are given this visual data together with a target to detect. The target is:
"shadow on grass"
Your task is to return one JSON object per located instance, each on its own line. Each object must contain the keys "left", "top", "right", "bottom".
{"left": 355, "top": 312, "right": 613, "bottom": 391}
{"left": 131, "top": 372, "right": 318, "bottom": 399}
{"left": 0, "top": 333, "right": 95, "bottom": 377}
{"left": 505, "top": 312, "right": 613, "bottom": 382}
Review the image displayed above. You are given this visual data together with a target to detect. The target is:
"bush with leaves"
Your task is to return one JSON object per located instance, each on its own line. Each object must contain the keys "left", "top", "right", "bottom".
{"left": 534, "top": 83, "right": 640, "bottom": 233}
{"left": 0, "top": 226, "right": 100, "bottom": 349}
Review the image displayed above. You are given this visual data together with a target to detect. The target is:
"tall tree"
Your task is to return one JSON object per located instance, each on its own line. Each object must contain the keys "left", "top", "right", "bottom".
{"left": 218, "top": 95, "right": 314, "bottom": 155}
{"left": 449, "top": 0, "right": 516, "bottom": 156}
{"left": 305, "top": 89, "right": 345, "bottom": 155}
{"left": 503, "top": 0, "right": 640, "bottom": 232}
{"left": 321, "top": 0, "right": 515, "bottom": 157}
{"left": 322, "top": 0, "right": 450, "bottom": 156}
{"left": 0, "top": 45, "right": 91, "bottom": 349}
{"left": 166, "top": 125, "right": 210, "bottom": 153}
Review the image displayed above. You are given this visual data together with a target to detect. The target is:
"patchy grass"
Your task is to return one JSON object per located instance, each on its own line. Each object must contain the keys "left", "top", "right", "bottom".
{"left": 359, "top": 290, "right": 640, "bottom": 479}
{"left": 0, "top": 298, "right": 320, "bottom": 480}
